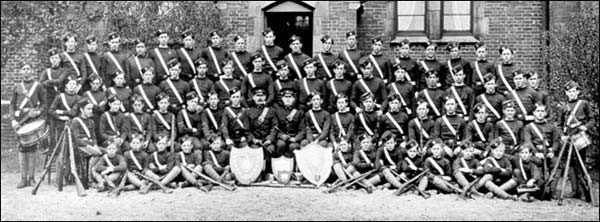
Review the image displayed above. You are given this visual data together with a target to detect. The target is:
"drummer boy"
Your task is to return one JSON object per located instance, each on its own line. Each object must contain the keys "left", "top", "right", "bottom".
{"left": 10, "top": 61, "right": 48, "bottom": 188}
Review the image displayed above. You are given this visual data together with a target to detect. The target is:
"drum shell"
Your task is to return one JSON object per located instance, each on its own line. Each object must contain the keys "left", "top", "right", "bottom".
{"left": 16, "top": 120, "right": 49, "bottom": 147}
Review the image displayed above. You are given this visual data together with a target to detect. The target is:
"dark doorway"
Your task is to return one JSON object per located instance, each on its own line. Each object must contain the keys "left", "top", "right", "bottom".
{"left": 266, "top": 12, "right": 313, "bottom": 55}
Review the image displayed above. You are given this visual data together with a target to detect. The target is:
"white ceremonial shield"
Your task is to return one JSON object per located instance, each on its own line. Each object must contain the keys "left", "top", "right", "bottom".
{"left": 294, "top": 144, "right": 333, "bottom": 186}
{"left": 230, "top": 146, "right": 264, "bottom": 185}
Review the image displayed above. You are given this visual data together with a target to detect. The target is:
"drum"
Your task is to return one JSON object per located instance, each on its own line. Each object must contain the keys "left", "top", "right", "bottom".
{"left": 571, "top": 131, "right": 591, "bottom": 151}
{"left": 16, "top": 119, "right": 49, "bottom": 147}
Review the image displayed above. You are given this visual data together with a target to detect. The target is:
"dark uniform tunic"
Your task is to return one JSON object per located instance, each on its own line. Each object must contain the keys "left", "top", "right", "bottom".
{"left": 201, "top": 46, "right": 229, "bottom": 81}
{"left": 296, "top": 77, "right": 326, "bottom": 110}
{"left": 229, "top": 51, "right": 252, "bottom": 80}
{"left": 40, "top": 66, "right": 68, "bottom": 108}
{"left": 150, "top": 110, "right": 175, "bottom": 141}
{"left": 393, "top": 56, "right": 420, "bottom": 85}
{"left": 385, "top": 80, "right": 415, "bottom": 114}
{"left": 493, "top": 119, "right": 523, "bottom": 153}
{"left": 159, "top": 78, "right": 190, "bottom": 110}
{"left": 284, "top": 52, "right": 311, "bottom": 80}
{"left": 351, "top": 149, "right": 377, "bottom": 173}
{"left": 432, "top": 114, "right": 466, "bottom": 143}
{"left": 424, "top": 156, "right": 451, "bottom": 176}
{"left": 379, "top": 111, "right": 410, "bottom": 140}
{"left": 176, "top": 47, "right": 201, "bottom": 81}
{"left": 415, "top": 87, "right": 445, "bottom": 118}
{"left": 313, "top": 52, "right": 337, "bottom": 80}
{"left": 407, "top": 117, "right": 435, "bottom": 143}
{"left": 147, "top": 150, "right": 177, "bottom": 175}
{"left": 201, "top": 106, "right": 223, "bottom": 138}
{"left": 495, "top": 62, "right": 522, "bottom": 94}
{"left": 125, "top": 53, "right": 154, "bottom": 88}
{"left": 133, "top": 83, "right": 161, "bottom": 112}
{"left": 523, "top": 121, "right": 561, "bottom": 155}
{"left": 443, "top": 57, "right": 472, "bottom": 88}
{"left": 351, "top": 76, "right": 387, "bottom": 106}
{"left": 189, "top": 76, "right": 214, "bottom": 107}
{"left": 61, "top": 51, "right": 87, "bottom": 85}
{"left": 474, "top": 92, "right": 506, "bottom": 122}
{"left": 128, "top": 112, "right": 152, "bottom": 142}
{"left": 100, "top": 49, "right": 129, "bottom": 86}
{"left": 202, "top": 149, "right": 230, "bottom": 173}
{"left": 354, "top": 109, "right": 379, "bottom": 139}
{"left": 326, "top": 78, "right": 354, "bottom": 112}
{"left": 304, "top": 109, "right": 331, "bottom": 142}
{"left": 106, "top": 86, "right": 132, "bottom": 112}
{"left": 417, "top": 58, "right": 444, "bottom": 90}
{"left": 444, "top": 85, "right": 474, "bottom": 118}
{"left": 240, "top": 71, "right": 275, "bottom": 106}
{"left": 337, "top": 48, "right": 362, "bottom": 80}
{"left": 257, "top": 44, "right": 284, "bottom": 77}
{"left": 401, "top": 156, "right": 424, "bottom": 178}
{"left": 94, "top": 154, "right": 127, "bottom": 173}
{"left": 511, "top": 156, "right": 543, "bottom": 186}
{"left": 124, "top": 149, "right": 149, "bottom": 173}
{"left": 482, "top": 155, "right": 513, "bottom": 182}
{"left": 98, "top": 111, "right": 129, "bottom": 147}
{"left": 177, "top": 107, "right": 202, "bottom": 139}
{"left": 149, "top": 47, "right": 178, "bottom": 82}
{"left": 329, "top": 111, "right": 355, "bottom": 142}
{"left": 469, "top": 58, "right": 496, "bottom": 95}
{"left": 214, "top": 77, "right": 242, "bottom": 104}
{"left": 361, "top": 53, "right": 392, "bottom": 83}
{"left": 222, "top": 106, "right": 248, "bottom": 143}
{"left": 464, "top": 120, "right": 494, "bottom": 151}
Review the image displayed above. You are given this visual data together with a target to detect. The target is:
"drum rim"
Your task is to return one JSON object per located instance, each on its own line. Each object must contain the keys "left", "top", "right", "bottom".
{"left": 16, "top": 119, "right": 46, "bottom": 134}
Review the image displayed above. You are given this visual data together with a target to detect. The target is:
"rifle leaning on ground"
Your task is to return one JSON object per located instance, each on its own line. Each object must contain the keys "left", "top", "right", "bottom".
{"left": 394, "top": 169, "right": 429, "bottom": 196}
{"left": 183, "top": 165, "right": 236, "bottom": 191}
{"left": 325, "top": 169, "right": 377, "bottom": 193}
{"left": 132, "top": 170, "right": 173, "bottom": 193}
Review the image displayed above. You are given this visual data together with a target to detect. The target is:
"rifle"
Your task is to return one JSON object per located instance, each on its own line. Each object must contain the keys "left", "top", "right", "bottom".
{"left": 325, "top": 169, "right": 377, "bottom": 193}
{"left": 184, "top": 165, "right": 236, "bottom": 191}
{"left": 66, "top": 126, "right": 87, "bottom": 197}
{"left": 394, "top": 169, "right": 430, "bottom": 196}
{"left": 111, "top": 171, "right": 129, "bottom": 196}
{"left": 32, "top": 127, "right": 67, "bottom": 195}
{"left": 460, "top": 176, "right": 483, "bottom": 199}
{"left": 102, "top": 174, "right": 117, "bottom": 190}
{"left": 541, "top": 138, "right": 569, "bottom": 200}
{"left": 170, "top": 115, "right": 176, "bottom": 153}
{"left": 132, "top": 170, "right": 173, "bottom": 193}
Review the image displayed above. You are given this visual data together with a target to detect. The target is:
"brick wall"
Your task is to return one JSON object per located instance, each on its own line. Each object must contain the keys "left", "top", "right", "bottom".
{"left": 0, "top": 1, "right": 586, "bottom": 150}
{"left": 357, "top": 1, "right": 546, "bottom": 73}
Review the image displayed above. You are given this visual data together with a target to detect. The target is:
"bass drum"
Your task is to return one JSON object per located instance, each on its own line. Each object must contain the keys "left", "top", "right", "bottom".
{"left": 16, "top": 119, "right": 49, "bottom": 147}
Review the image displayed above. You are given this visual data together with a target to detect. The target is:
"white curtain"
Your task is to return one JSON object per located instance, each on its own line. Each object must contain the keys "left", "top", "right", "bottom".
{"left": 397, "top": 1, "right": 425, "bottom": 31}
{"left": 443, "top": 1, "right": 471, "bottom": 31}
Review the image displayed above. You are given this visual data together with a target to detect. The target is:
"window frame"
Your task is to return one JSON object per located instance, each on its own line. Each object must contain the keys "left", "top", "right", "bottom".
{"left": 394, "top": 1, "right": 428, "bottom": 36}
{"left": 441, "top": 1, "right": 474, "bottom": 36}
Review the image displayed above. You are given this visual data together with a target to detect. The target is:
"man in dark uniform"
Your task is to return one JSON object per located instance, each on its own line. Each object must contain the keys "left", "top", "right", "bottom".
{"left": 257, "top": 27, "right": 284, "bottom": 77}
{"left": 326, "top": 60, "right": 354, "bottom": 112}
{"left": 150, "top": 29, "right": 178, "bottom": 82}
{"left": 82, "top": 35, "right": 102, "bottom": 93}
{"left": 240, "top": 53, "right": 275, "bottom": 107}
{"left": 415, "top": 70, "right": 444, "bottom": 119}
{"left": 284, "top": 35, "right": 312, "bottom": 80}
{"left": 10, "top": 62, "right": 47, "bottom": 188}
{"left": 393, "top": 39, "right": 418, "bottom": 87}
{"left": 314, "top": 35, "right": 337, "bottom": 80}
{"left": 201, "top": 31, "right": 229, "bottom": 81}
{"left": 496, "top": 46, "right": 522, "bottom": 95}
{"left": 125, "top": 38, "right": 154, "bottom": 89}
{"left": 361, "top": 36, "right": 393, "bottom": 83}
{"left": 274, "top": 88, "right": 305, "bottom": 158}
{"left": 443, "top": 41, "right": 472, "bottom": 89}
{"left": 222, "top": 88, "right": 248, "bottom": 150}
{"left": 272, "top": 60, "right": 298, "bottom": 108}
{"left": 351, "top": 58, "right": 387, "bottom": 112}
{"left": 337, "top": 31, "right": 362, "bottom": 82}
{"left": 100, "top": 32, "right": 129, "bottom": 86}
{"left": 177, "top": 30, "right": 201, "bottom": 82}
{"left": 474, "top": 73, "right": 506, "bottom": 123}
{"left": 61, "top": 33, "right": 86, "bottom": 93}
{"left": 189, "top": 59, "right": 215, "bottom": 108}
{"left": 470, "top": 42, "right": 496, "bottom": 95}
{"left": 417, "top": 41, "right": 444, "bottom": 90}
{"left": 159, "top": 59, "right": 190, "bottom": 113}
{"left": 244, "top": 88, "right": 278, "bottom": 174}
{"left": 296, "top": 58, "right": 326, "bottom": 111}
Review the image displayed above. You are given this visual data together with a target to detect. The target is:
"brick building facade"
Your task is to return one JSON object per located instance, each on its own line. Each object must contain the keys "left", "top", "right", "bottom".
{"left": 0, "top": 1, "right": 597, "bottom": 149}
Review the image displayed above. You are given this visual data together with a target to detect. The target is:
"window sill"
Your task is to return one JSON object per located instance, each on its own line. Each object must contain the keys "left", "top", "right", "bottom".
{"left": 390, "top": 35, "right": 479, "bottom": 45}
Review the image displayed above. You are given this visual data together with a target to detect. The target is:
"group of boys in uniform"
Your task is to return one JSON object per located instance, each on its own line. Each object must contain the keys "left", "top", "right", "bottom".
{"left": 9, "top": 28, "right": 594, "bottom": 202}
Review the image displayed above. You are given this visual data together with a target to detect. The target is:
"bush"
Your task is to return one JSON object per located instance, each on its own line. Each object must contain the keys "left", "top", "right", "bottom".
{"left": 542, "top": 8, "right": 599, "bottom": 169}
{"left": 1, "top": 1, "right": 231, "bottom": 70}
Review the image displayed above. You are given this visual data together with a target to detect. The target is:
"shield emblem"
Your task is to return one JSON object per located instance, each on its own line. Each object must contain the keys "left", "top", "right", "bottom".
{"left": 294, "top": 144, "right": 333, "bottom": 186}
{"left": 271, "top": 156, "right": 294, "bottom": 184}
{"left": 230, "top": 146, "right": 264, "bottom": 185}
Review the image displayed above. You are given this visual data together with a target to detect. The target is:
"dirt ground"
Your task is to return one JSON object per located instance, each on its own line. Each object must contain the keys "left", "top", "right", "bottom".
{"left": 1, "top": 148, "right": 599, "bottom": 221}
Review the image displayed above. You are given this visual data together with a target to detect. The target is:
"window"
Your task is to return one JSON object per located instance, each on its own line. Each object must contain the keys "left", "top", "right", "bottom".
{"left": 443, "top": 1, "right": 472, "bottom": 33}
{"left": 393, "top": 1, "right": 478, "bottom": 43}
{"left": 396, "top": 1, "right": 426, "bottom": 33}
